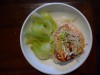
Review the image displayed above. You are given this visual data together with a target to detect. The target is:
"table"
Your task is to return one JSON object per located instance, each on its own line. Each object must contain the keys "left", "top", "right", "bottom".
{"left": 0, "top": 0, "right": 97, "bottom": 75}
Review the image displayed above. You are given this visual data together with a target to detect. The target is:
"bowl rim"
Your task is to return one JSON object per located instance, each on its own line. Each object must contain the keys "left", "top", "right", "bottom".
{"left": 20, "top": 2, "right": 93, "bottom": 75}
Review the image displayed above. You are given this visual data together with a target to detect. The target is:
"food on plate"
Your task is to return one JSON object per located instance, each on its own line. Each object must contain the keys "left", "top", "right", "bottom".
{"left": 25, "top": 12, "right": 85, "bottom": 62}
{"left": 53, "top": 23, "right": 85, "bottom": 62}
{"left": 25, "top": 12, "right": 57, "bottom": 60}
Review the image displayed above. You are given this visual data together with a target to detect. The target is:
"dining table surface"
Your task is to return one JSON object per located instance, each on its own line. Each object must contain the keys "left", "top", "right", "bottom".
{"left": 0, "top": 0, "right": 98, "bottom": 75}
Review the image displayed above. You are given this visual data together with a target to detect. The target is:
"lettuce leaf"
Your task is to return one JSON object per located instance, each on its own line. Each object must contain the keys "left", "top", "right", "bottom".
{"left": 31, "top": 42, "right": 54, "bottom": 60}
{"left": 26, "top": 31, "right": 50, "bottom": 42}
{"left": 40, "top": 12, "right": 57, "bottom": 33}
{"left": 25, "top": 12, "right": 57, "bottom": 60}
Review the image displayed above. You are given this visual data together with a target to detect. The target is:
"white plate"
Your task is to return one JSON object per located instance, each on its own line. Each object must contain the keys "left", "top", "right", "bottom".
{"left": 20, "top": 3, "right": 93, "bottom": 75}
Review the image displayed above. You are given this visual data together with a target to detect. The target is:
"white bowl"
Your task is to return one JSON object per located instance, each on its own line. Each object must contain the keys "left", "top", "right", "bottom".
{"left": 20, "top": 3, "right": 93, "bottom": 75}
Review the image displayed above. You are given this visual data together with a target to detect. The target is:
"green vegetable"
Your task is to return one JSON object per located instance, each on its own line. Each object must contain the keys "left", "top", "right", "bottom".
{"left": 26, "top": 32, "right": 50, "bottom": 42}
{"left": 25, "top": 37, "right": 39, "bottom": 44}
{"left": 59, "top": 32, "right": 65, "bottom": 40}
{"left": 25, "top": 12, "right": 57, "bottom": 60}
{"left": 31, "top": 20, "right": 52, "bottom": 35}
{"left": 40, "top": 12, "right": 57, "bottom": 33}
{"left": 31, "top": 12, "right": 57, "bottom": 35}
{"left": 31, "top": 42, "right": 54, "bottom": 60}
{"left": 58, "top": 32, "right": 65, "bottom": 49}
